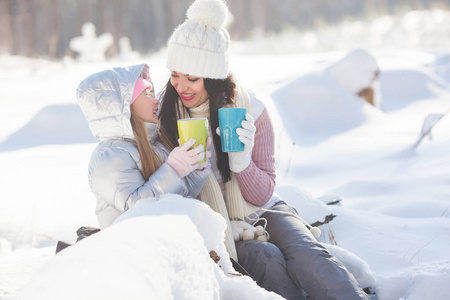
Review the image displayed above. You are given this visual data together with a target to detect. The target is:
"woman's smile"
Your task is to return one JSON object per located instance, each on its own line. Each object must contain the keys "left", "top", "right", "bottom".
{"left": 170, "top": 71, "right": 209, "bottom": 108}
{"left": 180, "top": 93, "right": 196, "bottom": 101}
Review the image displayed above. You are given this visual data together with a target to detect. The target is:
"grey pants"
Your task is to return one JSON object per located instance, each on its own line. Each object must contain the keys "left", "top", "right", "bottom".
{"left": 236, "top": 202, "right": 369, "bottom": 300}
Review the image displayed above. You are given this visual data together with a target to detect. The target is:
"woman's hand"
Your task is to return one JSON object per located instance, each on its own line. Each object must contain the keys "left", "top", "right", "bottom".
{"left": 167, "top": 138, "right": 208, "bottom": 178}
{"left": 228, "top": 113, "right": 256, "bottom": 173}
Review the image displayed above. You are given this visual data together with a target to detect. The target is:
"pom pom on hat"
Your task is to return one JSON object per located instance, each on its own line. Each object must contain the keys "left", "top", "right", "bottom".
{"left": 131, "top": 77, "right": 152, "bottom": 104}
{"left": 187, "top": 0, "right": 228, "bottom": 28}
{"left": 166, "top": 0, "right": 231, "bottom": 79}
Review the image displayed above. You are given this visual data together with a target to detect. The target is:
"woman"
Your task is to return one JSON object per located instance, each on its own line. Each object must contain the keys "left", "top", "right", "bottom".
{"left": 159, "top": 1, "right": 370, "bottom": 299}
{"left": 77, "top": 63, "right": 210, "bottom": 228}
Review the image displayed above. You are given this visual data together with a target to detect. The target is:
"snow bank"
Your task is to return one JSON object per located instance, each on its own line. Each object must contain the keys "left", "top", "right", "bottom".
{"left": 275, "top": 185, "right": 333, "bottom": 225}
{"left": 272, "top": 55, "right": 383, "bottom": 146}
{"left": 114, "top": 194, "right": 231, "bottom": 270}
{"left": 324, "top": 243, "right": 377, "bottom": 291}
{"left": 379, "top": 67, "right": 450, "bottom": 112}
{"left": 12, "top": 196, "right": 282, "bottom": 300}
{"left": 0, "top": 104, "right": 96, "bottom": 152}
{"left": 326, "top": 206, "right": 450, "bottom": 300}
{"left": 275, "top": 186, "right": 379, "bottom": 292}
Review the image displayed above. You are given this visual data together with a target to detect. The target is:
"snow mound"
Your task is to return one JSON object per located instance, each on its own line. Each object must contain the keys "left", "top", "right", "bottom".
{"left": 275, "top": 185, "right": 333, "bottom": 225}
{"left": 327, "top": 49, "right": 379, "bottom": 96}
{"left": 115, "top": 194, "right": 234, "bottom": 271}
{"left": 12, "top": 196, "right": 282, "bottom": 300}
{"left": 0, "top": 104, "right": 95, "bottom": 152}
{"left": 379, "top": 68, "right": 450, "bottom": 111}
{"left": 323, "top": 243, "right": 377, "bottom": 291}
{"left": 272, "top": 52, "right": 383, "bottom": 146}
{"left": 274, "top": 186, "right": 378, "bottom": 292}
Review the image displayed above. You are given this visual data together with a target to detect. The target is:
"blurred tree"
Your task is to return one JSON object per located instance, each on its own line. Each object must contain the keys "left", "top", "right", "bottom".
{"left": 0, "top": 0, "right": 13, "bottom": 54}
{"left": 0, "top": 0, "right": 449, "bottom": 59}
{"left": 9, "top": 0, "right": 34, "bottom": 57}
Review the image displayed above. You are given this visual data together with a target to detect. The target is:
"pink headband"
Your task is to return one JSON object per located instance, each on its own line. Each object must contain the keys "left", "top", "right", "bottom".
{"left": 131, "top": 77, "right": 153, "bottom": 104}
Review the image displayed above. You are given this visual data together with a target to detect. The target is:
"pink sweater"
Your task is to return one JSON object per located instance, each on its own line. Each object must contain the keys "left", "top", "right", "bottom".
{"left": 235, "top": 108, "right": 276, "bottom": 206}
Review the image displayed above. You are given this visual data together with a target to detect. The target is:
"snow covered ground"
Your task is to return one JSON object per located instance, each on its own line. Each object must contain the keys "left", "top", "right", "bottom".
{"left": 1, "top": 9, "right": 450, "bottom": 300}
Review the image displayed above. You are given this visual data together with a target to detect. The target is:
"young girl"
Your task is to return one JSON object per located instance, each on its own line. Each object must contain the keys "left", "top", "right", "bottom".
{"left": 77, "top": 63, "right": 210, "bottom": 228}
{"left": 159, "top": 0, "right": 370, "bottom": 299}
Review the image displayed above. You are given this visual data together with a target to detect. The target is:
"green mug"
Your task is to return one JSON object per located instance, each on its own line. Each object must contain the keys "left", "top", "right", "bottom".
{"left": 177, "top": 118, "right": 208, "bottom": 163}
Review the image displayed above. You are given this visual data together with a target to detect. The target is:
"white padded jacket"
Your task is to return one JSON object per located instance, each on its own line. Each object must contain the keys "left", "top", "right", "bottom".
{"left": 77, "top": 64, "right": 209, "bottom": 228}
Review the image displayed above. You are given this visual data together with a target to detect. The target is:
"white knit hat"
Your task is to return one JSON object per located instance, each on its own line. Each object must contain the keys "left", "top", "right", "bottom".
{"left": 166, "top": 0, "right": 230, "bottom": 79}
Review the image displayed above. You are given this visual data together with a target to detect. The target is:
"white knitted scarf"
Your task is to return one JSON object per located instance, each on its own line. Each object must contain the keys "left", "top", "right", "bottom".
{"left": 181, "top": 85, "right": 260, "bottom": 261}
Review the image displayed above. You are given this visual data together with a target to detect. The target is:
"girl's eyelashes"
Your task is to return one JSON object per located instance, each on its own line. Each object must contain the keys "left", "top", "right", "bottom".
{"left": 145, "top": 89, "right": 156, "bottom": 99}
{"left": 188, "top": 78, "right": 199, "bottom": 82}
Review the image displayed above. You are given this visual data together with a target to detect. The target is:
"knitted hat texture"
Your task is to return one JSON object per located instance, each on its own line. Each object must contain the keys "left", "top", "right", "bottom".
{"left": 131, "top": 77, "right": 152, "bottom": 104}
{"left": 166, "top": 0, "right": 230, "bottom": 79}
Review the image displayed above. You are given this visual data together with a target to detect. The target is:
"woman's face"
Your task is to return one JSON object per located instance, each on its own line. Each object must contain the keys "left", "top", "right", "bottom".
{"left": 170, "top": 71, "right": 209, "bottom": 109}
{"left": 131, "top": 87, "right": 160, "bottom": 124}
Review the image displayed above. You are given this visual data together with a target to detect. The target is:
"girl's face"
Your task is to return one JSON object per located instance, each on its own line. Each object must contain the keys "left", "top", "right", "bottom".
{"left": 131, "top": 87, "right": 160, "bottom": 124}
{"left": 170, "top": 71, "right": 209, "bottom": 109}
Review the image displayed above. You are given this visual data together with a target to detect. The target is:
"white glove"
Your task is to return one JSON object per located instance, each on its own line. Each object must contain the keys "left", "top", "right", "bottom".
{"left": 221, "top": 113, "right": 256, "bottom": 173}
{"left": 167, "top": 138, "right": 207, "bottom": 178}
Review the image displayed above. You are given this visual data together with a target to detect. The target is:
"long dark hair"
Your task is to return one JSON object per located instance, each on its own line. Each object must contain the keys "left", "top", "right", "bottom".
{"left": 159, "top": 75, "right": 237, "bottom": 182}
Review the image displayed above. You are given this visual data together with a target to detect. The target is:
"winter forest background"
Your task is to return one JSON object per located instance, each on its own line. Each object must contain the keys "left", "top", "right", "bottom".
{"left": 1, "top": 0, "right": 450, "bottom": 300}
{"left": 2, "top": 0, "right": 450, "bottom": 58}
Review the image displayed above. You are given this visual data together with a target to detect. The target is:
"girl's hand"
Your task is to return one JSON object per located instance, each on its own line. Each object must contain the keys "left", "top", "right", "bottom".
{"left": 167, "top": 138, "right": 206, "bottom": 178}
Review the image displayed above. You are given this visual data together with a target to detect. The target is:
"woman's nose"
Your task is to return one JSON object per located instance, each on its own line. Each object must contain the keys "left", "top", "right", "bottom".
{"left": 176, "top": 78, "right": 188, "bottom": 93}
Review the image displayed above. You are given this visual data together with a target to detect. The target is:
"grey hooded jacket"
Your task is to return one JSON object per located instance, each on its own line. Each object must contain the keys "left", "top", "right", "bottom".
{"left": 77, "top": 64, "right": 209, "bottom": 228}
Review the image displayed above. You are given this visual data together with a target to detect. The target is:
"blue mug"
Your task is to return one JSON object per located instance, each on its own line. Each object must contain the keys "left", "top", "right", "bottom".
{"left": 218, "top": 108, "right": 247, "bottom": 152}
